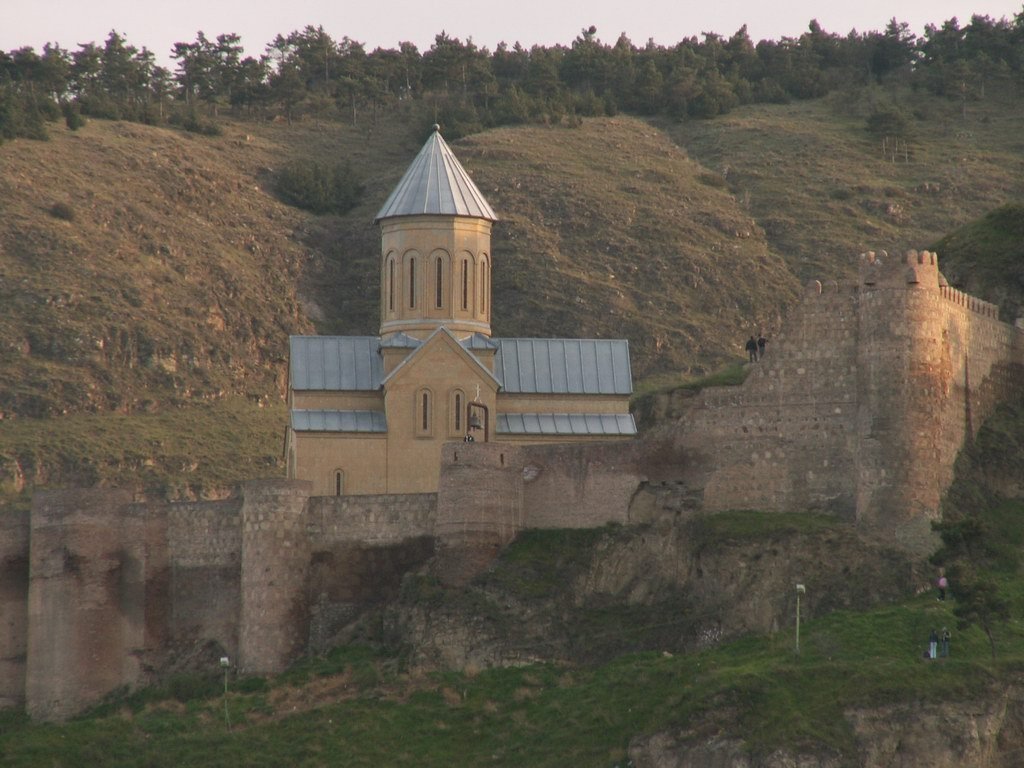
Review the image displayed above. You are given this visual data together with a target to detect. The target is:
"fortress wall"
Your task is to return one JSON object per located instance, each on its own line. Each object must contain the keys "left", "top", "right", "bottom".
{"left": 166, "top": 499, "right": 242, "bottom": 663}
{"left": 0, "top": 508, "right": 29, "bottom": 709}
{"left": 855, "top": 260, "right": 949, "bottom": 542}
{"left": 854, "top": 251, "right": 1024, "bottom": 550}
{"left": 309, "top": 493, "right": 435, "bottom": 544}
{"left": 677, "top": 282, "right": 861, "bottom": 516}
{"left": 238, "top": 479, "right": 311, "bottom": 674}
{"left": 434, "top": 443, "right": 525, "bottom": 584}
{"left": 514, "top": 441, "right": 646, "bottom": 528}
{"left": 25, "top": 488, "right": 145, "bottom": 721}
{"left": 305, "top": 494, "right": 437, "bottom": 648}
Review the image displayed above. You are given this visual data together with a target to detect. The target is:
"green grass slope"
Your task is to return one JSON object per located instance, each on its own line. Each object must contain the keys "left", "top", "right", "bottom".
{"left": 665, "top": 89, "right": 1024, "bottom": 282}
{"left": 930, "top": 203, "right": 1024, "bottom": 322}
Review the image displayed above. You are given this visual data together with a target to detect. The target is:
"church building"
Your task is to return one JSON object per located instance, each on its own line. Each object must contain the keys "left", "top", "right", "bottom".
{"left": 285, "top": 126, "right": 637, "bottom": 496}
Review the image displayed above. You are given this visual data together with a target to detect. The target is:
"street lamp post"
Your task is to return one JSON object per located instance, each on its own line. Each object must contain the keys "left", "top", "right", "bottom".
{"left": 795, "top": 584, "right": 806, "bottom": 654}
{"left": 220, "top": 656, "right": 231, "bottom": 730}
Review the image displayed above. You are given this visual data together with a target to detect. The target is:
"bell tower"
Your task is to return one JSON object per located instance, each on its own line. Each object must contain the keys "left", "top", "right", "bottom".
{"left": 375, "top": 125, "right": 498, "bottom": 341}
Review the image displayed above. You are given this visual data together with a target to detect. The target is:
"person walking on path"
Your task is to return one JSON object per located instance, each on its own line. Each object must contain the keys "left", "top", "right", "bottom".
{"left": 941, "top": 627, "right": 951, "bottom": 657}
{"left": 745, "top": 336, "right": 758, "bottom": 363}
{"left": 938, "top": 574, "right": 948, "bottom": 601}
{"left": 757, "top": 333, "right": 767, "bottom": 360}
{"left": 929, "top": 628, "right": 939, "bottom": 659}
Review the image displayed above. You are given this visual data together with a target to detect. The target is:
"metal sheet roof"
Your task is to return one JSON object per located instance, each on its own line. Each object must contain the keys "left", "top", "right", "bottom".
{"left": 291, "top": 409, "right": 387, "bottom": 432}
{"left": 493, "top": 338, "right": 633, "bottom": 394}
{"left": 497, "top": 412, "right": 637, "bottom": 436}
{"left": 374, "top": 126, "right": 498, "bottom": 223}
{"left": 289, "top": 336, "right": 383, "bottom": 391}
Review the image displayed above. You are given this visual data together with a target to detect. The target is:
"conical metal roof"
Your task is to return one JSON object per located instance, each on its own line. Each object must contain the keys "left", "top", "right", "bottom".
{"left": 374, "top": 125, "right": 498, "bottom": 223}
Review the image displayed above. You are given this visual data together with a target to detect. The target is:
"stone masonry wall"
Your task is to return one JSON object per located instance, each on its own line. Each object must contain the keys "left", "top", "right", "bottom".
{"left": 309, "top": 493, "right": 435, "bottom": 544}
{"left": 166, "top": 499, "right": 242, "bottom": 665}
{"left": 0, "top": 507, "right": 29, "bottom": 709}
{"left": 25, "top": 488, "right": 142, "bottom": 721}
{"left": 675, "top": 278, "right": 861, "bottom": 517}
{"left": 672, "top": 250, "right": 1024, "bottom": 553}
{"left": 239, "top": 479, "right": 311, "bottom": 675}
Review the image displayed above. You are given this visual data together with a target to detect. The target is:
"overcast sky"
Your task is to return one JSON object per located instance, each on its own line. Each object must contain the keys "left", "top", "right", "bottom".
{"left": 2, "top": 0, "right": 1022, "bottom": 66}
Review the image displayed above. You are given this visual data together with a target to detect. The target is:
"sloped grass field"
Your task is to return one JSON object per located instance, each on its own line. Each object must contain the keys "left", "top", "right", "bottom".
{"left": 665, "top": 89, "right": 1024, "bottom": 283}
{"left": 2, "top": 568, "right": 1022, "bottom": 767}
{"left": 0, "top": 398, "right": 285, "bottom": 500}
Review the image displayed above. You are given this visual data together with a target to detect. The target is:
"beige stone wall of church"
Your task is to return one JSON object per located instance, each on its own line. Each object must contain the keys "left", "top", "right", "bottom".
{"left": 294, "top": 433, "right": 388, "bottom": 495}
{"left": 0, "top": 508, "right": 29, "bottom": 709}
{"left": 379, "top": 216, "right": 493, "bottom": 339}
{"left": 383, "top": 334, "right": 499, "bottom": 494}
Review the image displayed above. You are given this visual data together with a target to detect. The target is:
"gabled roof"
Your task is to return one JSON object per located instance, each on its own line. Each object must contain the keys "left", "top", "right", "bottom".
{"left": 374, "top": 126, "right": 498, "bottom": 223}
{"left": 461, "top": 333, "right": 498, "bottom": 351}
{"left": 493, "top": 338, "right": 633, "bottom": 395}
{"left": 289, "top": 336, "right": 383, "bottom": 391}
{"left": 498, "top": 412, "right": 637, "bottom": 436}
{"left": 292, "top": 409, "right": 387, "bottom": 433}
{"left": 381, "top": 326, "right": 501, "bottom": 389}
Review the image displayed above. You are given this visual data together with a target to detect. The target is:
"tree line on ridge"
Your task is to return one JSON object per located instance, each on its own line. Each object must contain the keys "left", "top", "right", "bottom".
{"left": 2, "top": 13, "right": 1023, "bottom": 143}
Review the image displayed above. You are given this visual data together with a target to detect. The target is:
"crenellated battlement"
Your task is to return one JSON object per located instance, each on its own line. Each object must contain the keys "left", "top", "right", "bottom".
{"left": 939, "top": 285, "right": 1000, "bottom": 319}
{"left": 859, "top": 248, "right": 941, "bottom": 288}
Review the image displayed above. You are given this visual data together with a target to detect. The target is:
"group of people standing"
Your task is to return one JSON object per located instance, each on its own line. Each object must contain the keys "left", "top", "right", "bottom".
{"left": 745, "top": 333, "right": 768, "bottom": 362}
{"left": 928, "top": 627, "right": 951, "bottom": 659}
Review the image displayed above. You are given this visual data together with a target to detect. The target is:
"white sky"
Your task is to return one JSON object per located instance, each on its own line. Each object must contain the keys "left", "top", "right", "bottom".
{"left": 2, "top": 0, "right": 1022, "bottom": 67}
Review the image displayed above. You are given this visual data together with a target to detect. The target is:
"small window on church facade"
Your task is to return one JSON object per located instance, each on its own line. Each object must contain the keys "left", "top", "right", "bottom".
{"left": 416, "top": 388, "right": 433, "bottom": 436}
{"left": 334, "top": 469, "right": 345, "bottom": 496}
{"left": 435, "top": 256, "right": 444, "bottom": 308}
{"left": 409, "top": 257, "right": 417, "bottom": 308}
{"left": 480, "top": 257, "right": 488, "bottom": 316}
{"left": 450, "top": 389, "right": 465, "bottom": 436}
{"left": 461, "top": 258, "right": 469, "bottom": 310}
{"left": 388, "top": 258, "right": 395, "bottom": 312}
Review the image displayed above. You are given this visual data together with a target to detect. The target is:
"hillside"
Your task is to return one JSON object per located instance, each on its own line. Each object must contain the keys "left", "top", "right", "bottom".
{"left": 665, "top": 89, "right": 1024, "bottom": 282}
{"left": 1, "top": 87, "right": 1023, "bottom": 499}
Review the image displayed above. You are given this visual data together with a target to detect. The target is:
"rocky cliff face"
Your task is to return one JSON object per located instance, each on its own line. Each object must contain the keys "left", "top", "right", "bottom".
{"left": 389, "top": 512, "right": 922, "bottom": 670}
{"left": 630, "top": 682, "right": 1024, "bottom": 767}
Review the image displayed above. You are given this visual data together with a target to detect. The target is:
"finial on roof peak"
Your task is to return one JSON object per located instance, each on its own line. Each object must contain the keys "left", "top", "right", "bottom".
{"left": 431, "top": 123, "right": 440, "bottom": 133}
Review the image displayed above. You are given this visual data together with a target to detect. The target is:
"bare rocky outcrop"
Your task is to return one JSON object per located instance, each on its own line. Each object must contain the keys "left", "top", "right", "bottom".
{"left": 391, "top": 515, "right": 922, "bottom": 670}
{"left": 629, "top": 682, "right": 1024, "bottom": 767}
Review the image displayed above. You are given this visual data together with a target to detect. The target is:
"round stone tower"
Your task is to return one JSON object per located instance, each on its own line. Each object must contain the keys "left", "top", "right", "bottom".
{"left": 374, "top": 125, "right": 498, "bottom": 341}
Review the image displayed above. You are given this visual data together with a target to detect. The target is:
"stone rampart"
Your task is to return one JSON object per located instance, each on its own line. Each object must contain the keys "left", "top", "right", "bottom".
{"left": 239, "top": 479, "right": 311, "bottom": 674}
{"left": 165, "top": 499, "right": 242, "bottom": 666}
{"left": 25, "top": 488, "right": 143, "bottom": 721}
{"left": 0, "top": 507, "right": 29, "bottom": 709}
{"left": 673, "top": 250, "right": 1024, "bottom": 553}
{"left": 675, "top": 277, "right": 861, "bottom": 517}
{"left": 309, "top": 493, "right": 435, "bottom": 544}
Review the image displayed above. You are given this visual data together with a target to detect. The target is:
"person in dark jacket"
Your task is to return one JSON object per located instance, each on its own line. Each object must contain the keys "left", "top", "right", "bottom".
{"left": 745, "top": 336, "right": 758, "bottom": 362}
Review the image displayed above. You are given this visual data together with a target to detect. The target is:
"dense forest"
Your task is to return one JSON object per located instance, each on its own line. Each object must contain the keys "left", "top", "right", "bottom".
{"left": 2, "top": 13, "right": 1024, "bottom": 142}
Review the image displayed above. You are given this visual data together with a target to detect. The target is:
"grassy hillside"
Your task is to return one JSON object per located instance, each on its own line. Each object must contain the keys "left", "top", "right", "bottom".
{"left": 665, "top": 88, "right": 1024, "bottom": 282}
{"left": 930, "top": 203, "right": 1024, "bottom": 323}
{"left": 1, "top": 87, "right": 1023, "bottom": 499}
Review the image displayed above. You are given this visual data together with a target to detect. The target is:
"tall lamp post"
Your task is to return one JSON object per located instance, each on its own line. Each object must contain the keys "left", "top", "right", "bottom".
{"left": 795, "top": 584, "right": 806, "bottom": 654}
